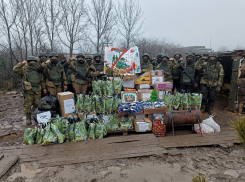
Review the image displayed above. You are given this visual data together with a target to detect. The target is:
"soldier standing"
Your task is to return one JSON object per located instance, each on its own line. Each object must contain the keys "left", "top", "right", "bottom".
{"left": 38, "top": 52, "right": 48, "bottom": 64}
{"left": 85, "top": 55, "right": 93, "bottom": 93}
{"left": 195, "top": 53, "right": 224, "bottom": 114}
{"left": 156, "top": 54, "right": 179, "bottom": 83}
{"left": 179, "top": 54, "right": 197, "bottom": 93}
{"left": 171, "top": 52, "right": 183, "bottom": 92}
{"left": 64, "top": 57, "right": 76, "bottom": 93}
{"left": 90, "top": 53, "right": 105, "bottom": 80}
{"left": 140, "top": 53, "right": 153, "bottom": 73}
{"left": 152, "top": 54, "right": 163, "bottom": 70}
{"left": 13, "top": 56, "right": 45, "bottom": 125}
{"left": 42, "top": 52, "right": 67, "bottom": 96}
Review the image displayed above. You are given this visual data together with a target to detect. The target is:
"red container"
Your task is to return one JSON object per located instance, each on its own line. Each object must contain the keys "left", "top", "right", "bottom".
{"left": 152, "top": 120, "right": 166, "bottom": 137}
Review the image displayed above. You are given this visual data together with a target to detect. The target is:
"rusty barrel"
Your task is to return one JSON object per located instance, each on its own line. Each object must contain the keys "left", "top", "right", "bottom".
{"left": 164, "top": 109, "right": 202, "bottom": 125}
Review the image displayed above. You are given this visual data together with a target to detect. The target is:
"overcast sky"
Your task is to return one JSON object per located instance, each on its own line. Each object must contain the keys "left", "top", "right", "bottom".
{"left": 136, "top": 0, "right": 245, "bottom": 51}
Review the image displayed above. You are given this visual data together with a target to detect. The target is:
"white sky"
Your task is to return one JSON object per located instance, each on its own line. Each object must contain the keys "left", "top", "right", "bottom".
{"left": 135, "top": 0, "right": 245, "bottom": 51}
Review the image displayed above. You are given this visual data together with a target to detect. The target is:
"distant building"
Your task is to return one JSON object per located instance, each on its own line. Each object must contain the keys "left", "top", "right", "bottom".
{"left": 179, "top": 46, "right": 213, "bottom": 56}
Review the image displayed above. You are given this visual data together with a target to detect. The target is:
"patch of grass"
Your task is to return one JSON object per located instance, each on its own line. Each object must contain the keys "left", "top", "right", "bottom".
{"left": 192, "top": 174, "right": 206, "bottom": 182}
{"left": 231, "top": 117, "right": 245, "bottom": 149}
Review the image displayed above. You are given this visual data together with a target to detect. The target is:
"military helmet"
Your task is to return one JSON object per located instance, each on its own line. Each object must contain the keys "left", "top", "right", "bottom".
{"left": 156, "top": 53, "right": 163, "bottom": 58}
{"left": 142, "top": 53, "right": 150, "bottom": 59}
{"left": 38, "top": 52, "right": 48, "bottom": 58}
{"left": 186, "top": 53, "right": 194, "bottom": 59}
{"left": 27, "top": 56, "right": 38, "bottom": 62}
{"left": 203, "top": 53, "right": 209, "bottom": 57}
{"left": 174, "top": 52, "right": 182, "bottom": 57}
{"left": 195, "top": 53, "right": 203, "bottom": 57}
{"left": 76, "top": 53, "right": 85, "bottom": 58}
{"left": 208, "top": 53, "right": 218, "bottom": 58}
{"left": 162, "top": 54, "right": 169, "bottom": 59}
{"left": 85, "top": 55, "right": 92, "bottom": 60}
{"left": 93, "top": 53, "right": 101, "bottom": 60}
{"left": 49, "top": 52, "right": 58, "bottom": 58}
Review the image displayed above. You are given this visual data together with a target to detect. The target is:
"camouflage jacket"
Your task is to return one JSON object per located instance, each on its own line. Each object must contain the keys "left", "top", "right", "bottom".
{"left": 195, "top": 60, "right": 224, "bottom": 88}
{"left": 13, "top": 62, "right": 45, "bottom": 91}
{"left": 156, "top": 59, "right": 179, "bottom": 82}
{"left": 141, "top": 61, "right": 153, "bottom": 73}
{"left": 90, "top": 60, "right": 104, "bottom": 78}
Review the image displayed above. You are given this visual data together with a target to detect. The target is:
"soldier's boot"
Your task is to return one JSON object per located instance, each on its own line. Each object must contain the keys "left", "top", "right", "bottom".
{"left": 200, "top": 105, "right": 206, "bottom": 113}
{"left": 26, "top": 113, "right": 32, "bottom": 125}
{"left": 208, "top": 106, "right": 214, "bottom": 115}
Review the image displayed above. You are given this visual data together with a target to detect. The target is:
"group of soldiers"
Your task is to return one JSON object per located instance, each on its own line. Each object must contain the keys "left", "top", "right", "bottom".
{"left": 13, "top": 52, "right": 105, "bottom": 125}
{"left": 140, "top": 52, "right": 224, "bottom": 115}
{"left": 14, "top": 50, "right": 224, "bottom": 125}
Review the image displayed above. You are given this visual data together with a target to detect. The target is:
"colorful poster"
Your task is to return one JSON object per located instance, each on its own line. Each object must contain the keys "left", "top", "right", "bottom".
{"left": 104, "top": 46, "right": 141, "bottom": 73}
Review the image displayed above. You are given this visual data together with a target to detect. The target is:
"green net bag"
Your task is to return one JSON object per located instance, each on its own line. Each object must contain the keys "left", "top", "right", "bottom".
{"left": 120, "top": 117, "right": 133, "bottom": 131}
{"left": 113, "top": 79, "right": 123, "bottom": 95}
{"left": 163, "top": 94, "right": 174, "bottom": 111}
{"left": 190, "top": 93, "right": 203, "bottom": 110}
{"left": 95, "top": 122, "right": 107, "bottom": 139}
{"left": 182, "top": 93, "right": 189, "bottom": 110}
{"left": 112, "top": 97, "right": 121, "bottom": 112}
{"left": 83, "top": 95, "right": 92, "bottom": 112}
{"left": 105, "top": 97, "right": 113, "bottom": 115}
{"left": 106, "top": 80, "right": 114, "bottom": 96}
{"left": 23, "top": 128, "right": 36, "bottom": 145}
{"left": 88, "top": 123, "right": 96, "bottom": 140}
{"left": 41, "top": 124, "right": 57, "bottom": 146}
{"left": 74, "top": 121, "right": 88, "bottom": 142}
{"left": 92, "top": 80, "right": 102, "bottom": 96}
{"left": 106, "top": 114, "right": 119, "bottom": 132}
{"left": 51, "top": 123, "right": 65, "bottom": 144}
{"left": 75, "top": 94, "right": 84, "bottom": 114}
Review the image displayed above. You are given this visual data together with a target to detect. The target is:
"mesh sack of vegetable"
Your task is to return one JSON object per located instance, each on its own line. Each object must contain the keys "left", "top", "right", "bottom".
{"left": 54, "top": 117, "right": 68, "bottom": 135}
{"left": 75, "top": 94, "right": 84, "bottom": 114}
{"left": 23, "top": 128, "right": 36, "bottom": 145}
{"left": 95, "top": 95, "right": 102, "bottom": 113}
{"left": 113, "top": 79, "right": 123, "bottom": 95}
{"left": 41, "top": 124, "right": 57, "bottom": 145}
{"left": 95, "top": 122, "right": 107, "bottom": 139}
{"left": 173, "top": 94, "right": 181, "bottom": 110}
{"left": 74, "top": 121, "right": 88, "bottom": 142}
{"left": 106, "top": 114, "right": 119, "bottom": 132}
{"left": 190, "top": 93, "right": 203, "bottom": 110}
{"left": 106, "top": 80, "right": 114, "bottom": 96}
{"left": 105, "top": 97, "right": 113, "bottom": 115}
{"left": 101, "top": 98, "right": 106, "bottom": 115}
{"left": 120, "top": 117, "right": 133, "bottom": 131}
{"left": 101, "top": 81, "right": 107, "bottom": 97}
{"left": 88, "top": 123, "right": 96, "bottom": 140}
{"left": 51, "top": 123, "right": 65, "bottom": 143}
{"left": 92, "top": 80, "right": 102, "bottom": 96}
{"left": 152, "top": 120, "right": 166, "bottom": 137}
{"left": 38, "top": 95, "right": 60, "bottom": 111}
{"left": 112, "top": 97, "right": 121, "bottom": 112}
{"left": 90, "top": 95, "right": 96, "bottom": 112}
{"left": 182, "top": 93, "right": 189, "bottom": 110}
{"left": 163, "top": 94, "right": 174, "bottom": 111}
{"left": 83, "top": 95, "right": 92, "bottom": 112}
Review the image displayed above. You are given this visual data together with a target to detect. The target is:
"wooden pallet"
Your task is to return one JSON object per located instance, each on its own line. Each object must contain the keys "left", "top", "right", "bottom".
{"left": 107, "top": 129, "right": 135, "bottom": 136}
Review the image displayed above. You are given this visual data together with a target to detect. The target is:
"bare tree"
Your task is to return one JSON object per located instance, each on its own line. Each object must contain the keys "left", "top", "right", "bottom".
{"left": 58, "top": 0, "right": 86, "bottom": 56}
{"left": 86, "top": 0, "right": 115, "bottom": 53}
{"left": 0, "top": 0, "right": 19, "bottom": 67}
{"left": 116, "top": 0, "right": 144, "bottom": 48}
{"left": 235, "top": 44, "right": 245, "bottom": 50}
{"left": 218, "top": 46, "right": 229, "bottom": 52}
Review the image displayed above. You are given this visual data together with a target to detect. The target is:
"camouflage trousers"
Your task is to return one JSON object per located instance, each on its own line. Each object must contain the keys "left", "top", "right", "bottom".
{"left": 73, "top": 82, "right": 88, "bottom": 96}
{"left": 23, "top": 90, "right": 41, "bottom": 114}
{"left": 47, "top": 86, "right": 62, "bottom": 97}
{"left": 200, "top": 84, "right": 217, "bottom": 106}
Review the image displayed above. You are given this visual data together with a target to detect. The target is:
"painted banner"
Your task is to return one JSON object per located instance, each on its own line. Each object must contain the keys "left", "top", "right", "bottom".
{"left": 104, "top": 46, "right": 141, "bottom": 73}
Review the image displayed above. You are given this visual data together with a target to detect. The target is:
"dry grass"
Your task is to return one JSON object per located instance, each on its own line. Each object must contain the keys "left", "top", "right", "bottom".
{"left": 192, "top": 174, "right": 206, "bottom": 182}
{"left": 231, "top": 117, "right": 245, "bottom": 149}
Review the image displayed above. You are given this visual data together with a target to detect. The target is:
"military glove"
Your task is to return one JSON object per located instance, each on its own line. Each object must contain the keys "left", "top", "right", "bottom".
{"left": 216, "top": 87, "right": 220, "bottom": 93}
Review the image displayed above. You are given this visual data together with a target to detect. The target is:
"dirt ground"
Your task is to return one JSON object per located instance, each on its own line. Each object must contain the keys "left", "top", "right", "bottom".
{"left": 0, "top": 92, "right": 244, "bottom": 182}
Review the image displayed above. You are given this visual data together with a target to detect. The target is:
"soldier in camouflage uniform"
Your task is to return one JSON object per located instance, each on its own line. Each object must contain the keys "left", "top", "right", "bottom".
{"left": 194, "top": 53, "right": 203, "bottom": 63}
{"left": 195, "top": 53, "right": 224, "bottom": 114}
{"left": 38, "top": 52, "right": 48, "bottom": 97}
{"left": 85, "top": 55, "right": 93, "bottom": 93}
{"left": 90, "top": 53, "right": 105, "bottom": 80}
{"left": 156, "top": 54, "right": 179, "bottom": 83}
{"left": 42, "top": 52, "right": 67, "bottom": 96}
{"left": 64, "top": 53, "right": 94, "bottom": 96}
{"left": 64, "top": 57, "right": 76, "bottom": 93}
{"left": 140, "top": 53, "right": 153, "bottom": 73}
{"left": 13, "top": 56, "right": 45, "bottom": 125}
{"left": 179, "top": 54, "right": 197, "bottom": 93}
{"left": 152, "top": 54, "right": 163, "bottom": 70}
{"left": 172, "top": 52, "right": 183, "bottom": 92}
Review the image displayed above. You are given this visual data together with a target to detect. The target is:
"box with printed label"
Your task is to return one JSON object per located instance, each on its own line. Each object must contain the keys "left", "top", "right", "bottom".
{"left": 138, "top": 89, "right": 153, "bottom": 101}
{"left": 151, "top": 76, "right": 164, "bottom": 86}
{"left": 154, "top": 82, "right": 173, "bottom": 89}
{"left": 57, "top": 92, "right": 76, "bottom": 117}
{"left": 134, "top": 118, "right": 152, "bottom": 132}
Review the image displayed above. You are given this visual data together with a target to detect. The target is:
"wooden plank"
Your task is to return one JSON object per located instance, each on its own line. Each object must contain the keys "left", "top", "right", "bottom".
{"left": 0, "top": 155, "right": 19, "bottom": 178}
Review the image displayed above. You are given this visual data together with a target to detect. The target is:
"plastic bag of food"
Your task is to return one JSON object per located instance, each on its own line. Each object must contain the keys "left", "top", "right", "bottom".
{"left": 113, "top": 79, "right": 123, "bottom": 95}
{"left": 120, "top": 117, "right": 133, "bottom": 130}
{"left": 90, "top": 95, "right": 96, "bottom": 112}
{"left": 95, "top": 122, "right": 107, "bottom": 139}
{"left": 74, "top": 122, "right": 87, "bottom": 142}
{"left": 194, "top": 123, "right": 214, "bottom": 134}
{"left": 182, "top": 93, "right": 189, "bottom": 110}
{"left": 41, "top": 124, "right": 57, "bottom": 145}
{"left": 106, "top": 80, "right": 114, "bottom": 96}
{"left": 202, "top": 114, "right": 220, "bottom": 132}
{"left": 106, "top": 114, "right": 119, "bottom": 132}
{"left": 112, "top": 97, "right": 121, "bottom": 112}
{"left": 101, "top": 81, "right": 107, "bottom": 96}
{"left": 88, "top": 123, "right": 96, "bottom": 140}
{"left": 92, "top": 80, "right": 102, "bottom": 96}
{"left": 101, "top": 98, "right": 106, "bottom": 115}
{"left": 51, "top": 123, "right": 65, "bottom": 143}
{"left": 38, "top": 95, "right": 60, "bottom": 111}
{"left": 190, "top": 93, "right": 202, "bottom": 110}
{"left": 83, "top": 95, "right": 92, "bottom": 112}
{"left": 173, "top": 94, "right": 181, "bottom": 110}
{"left": 68, "top": 123, "right": 75, "bottom": 142}
{"left": 95, "top": 95, "right": 102, "bottom": 113}
{"left": 163, "top": 94, "right": 174, "bottom": 111}
{"left": 105, "top": 97, "right": 113, "bottom": 114}
{"left": 23, "top": 128, "right": 36, "bottom": 145}
{"left": 76, "top": 94, "right": 84, "bottom": 114}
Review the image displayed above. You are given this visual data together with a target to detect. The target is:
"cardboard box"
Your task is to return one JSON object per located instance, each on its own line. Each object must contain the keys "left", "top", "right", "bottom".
{"left": 57, "top": 92, "right": 76, "bottom": 117}
{"left": 135, "top": 72, "right": 151, "bottom": 84}
{"left": 123, "top": 74, "right": 137, "bottom": 81}
{"left": 135, "top": 114, "right": 146, "bottom": 119}
{"left": 136, "top": 84, "right": 150, "bottom": 89}
{"left": 154, "top": 82, "right": 173, "bottom": 89}
{"left": 144, "top": 107, "right": 168, "bottom": 114}
{"left": 157, "top": 89, "right": 172, "bottom": 99}
{"left": 138, "top": 89, "right": 153, "bottom": 101}
{"left": 147, "top": 114, "right": 153, "bottom": 122}
{"left": 134, "top": 118, "right": 152, "bottom": 132}
{"left": 123, "top": 80, "right": 135, "bottom": 88}
{"left": 151, "top": 76, "right": 164, "bottom": 85}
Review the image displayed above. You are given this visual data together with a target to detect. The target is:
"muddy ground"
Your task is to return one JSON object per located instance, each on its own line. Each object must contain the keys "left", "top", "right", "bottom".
{"left": 0, "top": 92, "right": 244, "bottom": 182}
